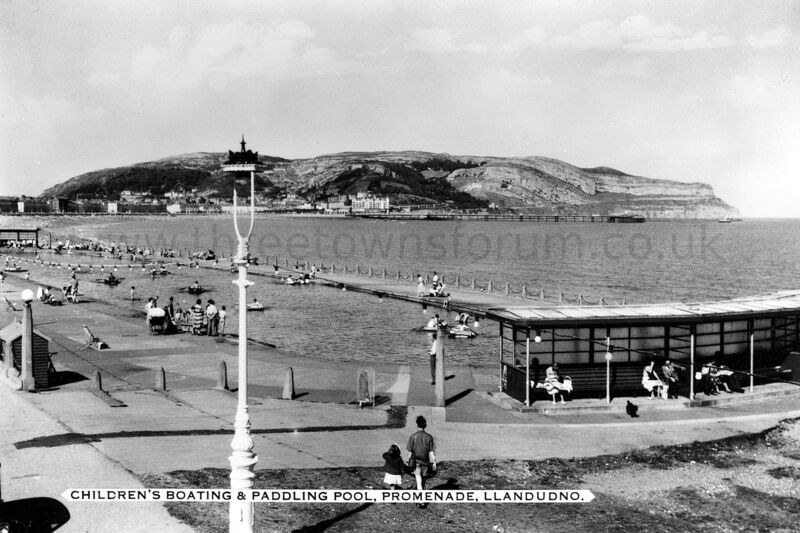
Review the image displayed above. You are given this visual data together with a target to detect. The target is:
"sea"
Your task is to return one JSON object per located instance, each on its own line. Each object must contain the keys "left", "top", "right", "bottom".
{"left": 13, "top": 216, "right": 800, "bottom": 366}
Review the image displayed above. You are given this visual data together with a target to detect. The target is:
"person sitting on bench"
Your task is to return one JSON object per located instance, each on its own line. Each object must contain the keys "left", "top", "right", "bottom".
{"left": 642, "top": 360, "right": 667, "bottom": 399}
{"left": 661, "top": 359, "right": 681, "bottom": 399}
{"left": 710, "top": 363, "right": 741, "bottom": 393}
{"left": 537, "top": 363, "right": 572, "bottom": 404}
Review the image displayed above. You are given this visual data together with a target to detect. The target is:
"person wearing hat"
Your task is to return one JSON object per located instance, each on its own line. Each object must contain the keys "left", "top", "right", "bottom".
{"left": 406, "top": 415, "right": 437, "bottom": 506}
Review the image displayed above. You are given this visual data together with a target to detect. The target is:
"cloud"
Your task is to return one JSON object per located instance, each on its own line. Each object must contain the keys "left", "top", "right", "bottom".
{"left": 746, "top": 26, "right": 793, "bottom": 48}
{"left": 597, "top": 56, "right": 652, "bottom": 78}
{"left": 505, "top": 16, "right": 733, "bottom": 53}
{"left": 502, "top": 25, "right": 547, "bottom": 53}
{"left": 90, "top": 20, "right": 358, "bottom": 91}
{"left": 476, "top": 68, "right": 551, "bottom": 97}
{"left": 408, "top": 28, "right": 487, "bottom": 54}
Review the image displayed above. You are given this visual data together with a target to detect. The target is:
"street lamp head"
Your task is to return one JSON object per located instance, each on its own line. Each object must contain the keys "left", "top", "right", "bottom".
{"left": 21, "top": 289, "right": 34, "bottom": 303}
{"left": 604, "top": 350, "right": 613, "bottom": 362}
{"left": 533, "top": 330, "right": 542, "bottom": 343}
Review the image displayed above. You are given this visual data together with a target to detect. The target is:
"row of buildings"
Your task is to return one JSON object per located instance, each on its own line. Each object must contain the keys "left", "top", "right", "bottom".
{"left": 0, "top": 192, "right": 391, "bottom": 215}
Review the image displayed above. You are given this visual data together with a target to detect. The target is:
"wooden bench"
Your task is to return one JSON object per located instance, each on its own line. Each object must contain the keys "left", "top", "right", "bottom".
{"left": 529, "top": 363, "right": 647, "bottom": 401}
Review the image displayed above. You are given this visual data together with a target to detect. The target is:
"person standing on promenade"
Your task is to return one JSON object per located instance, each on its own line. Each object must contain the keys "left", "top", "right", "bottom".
{"left": 219, "top": 305, "right": 227, "bottom": 336}
{"left": 205, "top": 299, "right": 219, "bottom": 336}
{"left": 406, "top": 415, "right": 437, "bottom": 507}
{"left": 191, "top": 298, "right": 204, "bottom": 335}
{"left": 429, "top": 331, "right": 438, "bottom": 385}
{"left": 416, "top": 275, "right": 425, "bottom": 297}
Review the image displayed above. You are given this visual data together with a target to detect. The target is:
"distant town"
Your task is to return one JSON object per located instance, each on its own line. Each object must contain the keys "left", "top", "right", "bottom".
{"left": 0, "top": 190, "right": 393, "bottom": 216}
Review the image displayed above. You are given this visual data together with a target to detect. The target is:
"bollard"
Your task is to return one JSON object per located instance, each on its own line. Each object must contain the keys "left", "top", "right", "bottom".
{"left": 369, "top": 266, "right": 373, "bottom": 277}
{"left": 396, "top": 270, "right": 400, "bottom": 281}
{"left": 578, "top": 294, "right": 584, "bottom": 306}
{"left": 559, "top": 291, "right": 564, "bottom": 304}
{"left": 382, "top": 268, "right": 387, "bottom": 279}
{"left": 217, "top": 361, "right": 229, "bottom": 390}
{"left": 356, "top": 368, "right": 375, "bottom": 407}
{"left": 93, "top": 370, "right": 103, "bottom": 391}
{"left": 521, "top": 284, "right": 527, "bottom": 300}
{"left": 282, "top": 367, "right": 295, "bottom": 400}
{"left": 540, "top": 288, "right": 545, "bottom": 301}
{"left": 471, "top": 278, "right": 476, "bottom": 290}
{"left": 505, "top": 282, "right": 510, "bottom": 296}
{"left": 156, "top": 367, "right": 166, "bottom": 391}
{"left": 488, "top": 280, "right": 493, "bottom": 293}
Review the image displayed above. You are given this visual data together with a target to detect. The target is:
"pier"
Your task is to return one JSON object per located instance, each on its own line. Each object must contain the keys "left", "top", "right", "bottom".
{"left": 347, "top": 213, "right": 645, "bottom": 223}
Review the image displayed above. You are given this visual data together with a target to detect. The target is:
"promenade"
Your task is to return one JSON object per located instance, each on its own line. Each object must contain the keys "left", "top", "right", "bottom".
{"left": 1, "top": 271, "right": 799, "bottom": 531}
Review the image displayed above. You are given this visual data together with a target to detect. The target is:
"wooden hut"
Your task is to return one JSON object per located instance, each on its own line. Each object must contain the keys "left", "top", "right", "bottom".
{"left": 0, "top": 320, "right": 52, "bottom": 388}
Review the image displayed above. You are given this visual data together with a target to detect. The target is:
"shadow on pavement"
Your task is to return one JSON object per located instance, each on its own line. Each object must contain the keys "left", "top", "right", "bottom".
{"left": 291, "top": 503, "right": 372, "bottom": 533}
{"left": 0, "top": 497, "right": 70, "bottom": 532}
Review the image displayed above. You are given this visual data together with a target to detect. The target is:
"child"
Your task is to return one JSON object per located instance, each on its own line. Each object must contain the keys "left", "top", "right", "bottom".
{"left": 130, "top": 286, "right": 137, "bottom": 302}
{"left": 382, "top": 443, "right": 407, "bottom": 490}
{"left": 219, "top": 305, "right": 227, "bottom": 335}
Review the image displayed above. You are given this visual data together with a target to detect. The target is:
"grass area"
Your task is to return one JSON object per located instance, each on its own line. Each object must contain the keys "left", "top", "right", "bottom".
{"left": 142, "top": 418, "right": 800, "bottom": 532}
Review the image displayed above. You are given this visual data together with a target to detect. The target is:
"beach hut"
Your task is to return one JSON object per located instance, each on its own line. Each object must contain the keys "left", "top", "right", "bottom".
{"left": 0, "top": 320, "right": 52, "bottom": 388}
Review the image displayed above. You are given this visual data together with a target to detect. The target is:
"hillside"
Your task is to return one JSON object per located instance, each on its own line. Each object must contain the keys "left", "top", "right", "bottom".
{"left": 41, "top": 151, "right": 739, "bottom": 218}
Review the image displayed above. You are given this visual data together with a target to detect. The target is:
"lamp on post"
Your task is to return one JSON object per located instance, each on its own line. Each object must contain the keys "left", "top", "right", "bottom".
{"left": 20, "top": 289, "right": 36, "bottom": 392}
{"left": 223, "top": 136, "right": 262, "bottom": 533}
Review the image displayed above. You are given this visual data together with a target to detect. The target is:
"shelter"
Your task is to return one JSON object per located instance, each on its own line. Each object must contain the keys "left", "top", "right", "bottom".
{"left": 0, "top": 320, "right": 52, "bottom": 388}
{"left": 0, "top": 227, "right": 40, "bottom": 248}
{"left": 486, "top": 290, "right": 800, "bottom": 405}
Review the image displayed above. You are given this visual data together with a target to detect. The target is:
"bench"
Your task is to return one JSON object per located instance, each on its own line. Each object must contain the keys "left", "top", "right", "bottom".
{"left": 529, "top": 363, "right": 647, "bottom": 401}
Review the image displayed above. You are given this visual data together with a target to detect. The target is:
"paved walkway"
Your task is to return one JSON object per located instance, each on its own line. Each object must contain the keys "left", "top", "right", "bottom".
{"left": 1, "top": 271, "right": 800, "bottom": 532}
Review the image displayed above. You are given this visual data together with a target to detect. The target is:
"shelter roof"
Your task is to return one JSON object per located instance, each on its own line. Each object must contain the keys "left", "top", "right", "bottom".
{"left": 486, "top": 290, "right": 800, "bottom": 328}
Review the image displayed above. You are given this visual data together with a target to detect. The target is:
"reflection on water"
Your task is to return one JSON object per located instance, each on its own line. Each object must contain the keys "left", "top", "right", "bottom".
{"left": 28, "top": 217, "right": 800, "bottom": 365}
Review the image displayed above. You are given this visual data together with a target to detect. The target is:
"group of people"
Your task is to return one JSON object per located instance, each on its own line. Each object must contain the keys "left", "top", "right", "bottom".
{"left": 36, "top": 274, "right": 79, "bottom": 305}
{"left": 381, "top": 415, "right": 437, "bottom": 507}
{"left": 187, "top": 298, "right": 226, "bottom": 336}
{"left": 416, "top": 272, "right": 448, "bottom": 298}
{"left": 143, "top": 295, "right": 227, "bottom": 336}
{"left": 643, "top": 357, "right": 742, "bottom": 399}
{"left": 535, "top": 356, "right": 742, "bottom": 404}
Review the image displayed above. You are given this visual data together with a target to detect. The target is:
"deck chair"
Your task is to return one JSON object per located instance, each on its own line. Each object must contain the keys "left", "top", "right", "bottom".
{"left": 4, "top": 296, "right": 20, "bottom": 311}
{"left": 79, "top": 325, "right": 108, "bottom": 350}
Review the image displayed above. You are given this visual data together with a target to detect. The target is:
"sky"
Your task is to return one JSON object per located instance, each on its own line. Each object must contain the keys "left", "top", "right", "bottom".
{"left": 0, "top": 0, "right": 798, "bottom": 217}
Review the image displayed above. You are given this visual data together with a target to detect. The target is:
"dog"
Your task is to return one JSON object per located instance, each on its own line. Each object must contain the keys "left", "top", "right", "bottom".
{"left": 626, "top": 400, "right": 639, "bottom": 418}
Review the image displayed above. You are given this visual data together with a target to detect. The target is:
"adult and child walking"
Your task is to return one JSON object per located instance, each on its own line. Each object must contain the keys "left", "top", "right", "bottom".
{"left": 381, "top": 415, "right": 437, "bottom": 508}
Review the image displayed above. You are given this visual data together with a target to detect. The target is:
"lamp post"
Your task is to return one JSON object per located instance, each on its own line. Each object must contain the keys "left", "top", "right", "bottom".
{"left": 604, "top": 346, "right": 613, "bottom": 404}
{"left": 21, "top": 289, "right": 35, "bottom": 392}
{"left": 435, "top": 321, "right": 446, "bottom": 407}
{"left": 223, "top": 137, "right": 261, "bottom": 533}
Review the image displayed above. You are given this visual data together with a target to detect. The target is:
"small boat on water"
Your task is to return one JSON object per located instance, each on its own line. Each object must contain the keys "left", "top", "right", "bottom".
{"left": 423, "top": 317, "right": 446, "bottom": 332}
{"left": 246, "top": 303, "right": 267, "bottom": 311}
{"left": 285, "top": 276, "right": 310, "bottom": 285}
{"left": 94, "top": 277, "right": 125, "bottom": 286}
{"left": 449, "top": 325, "right": 477, "bottom": 338}
{"left": 180, "top": 286, "right": 207, "bottom": 294}
{"left": 718, "top": 218, "right": 733, "bottom": 223}
{"left": 4, "top": 266, "right": 27, "bottom": 272}
{"left": 448, "top": 313, "right": 479, "bottom": 338}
